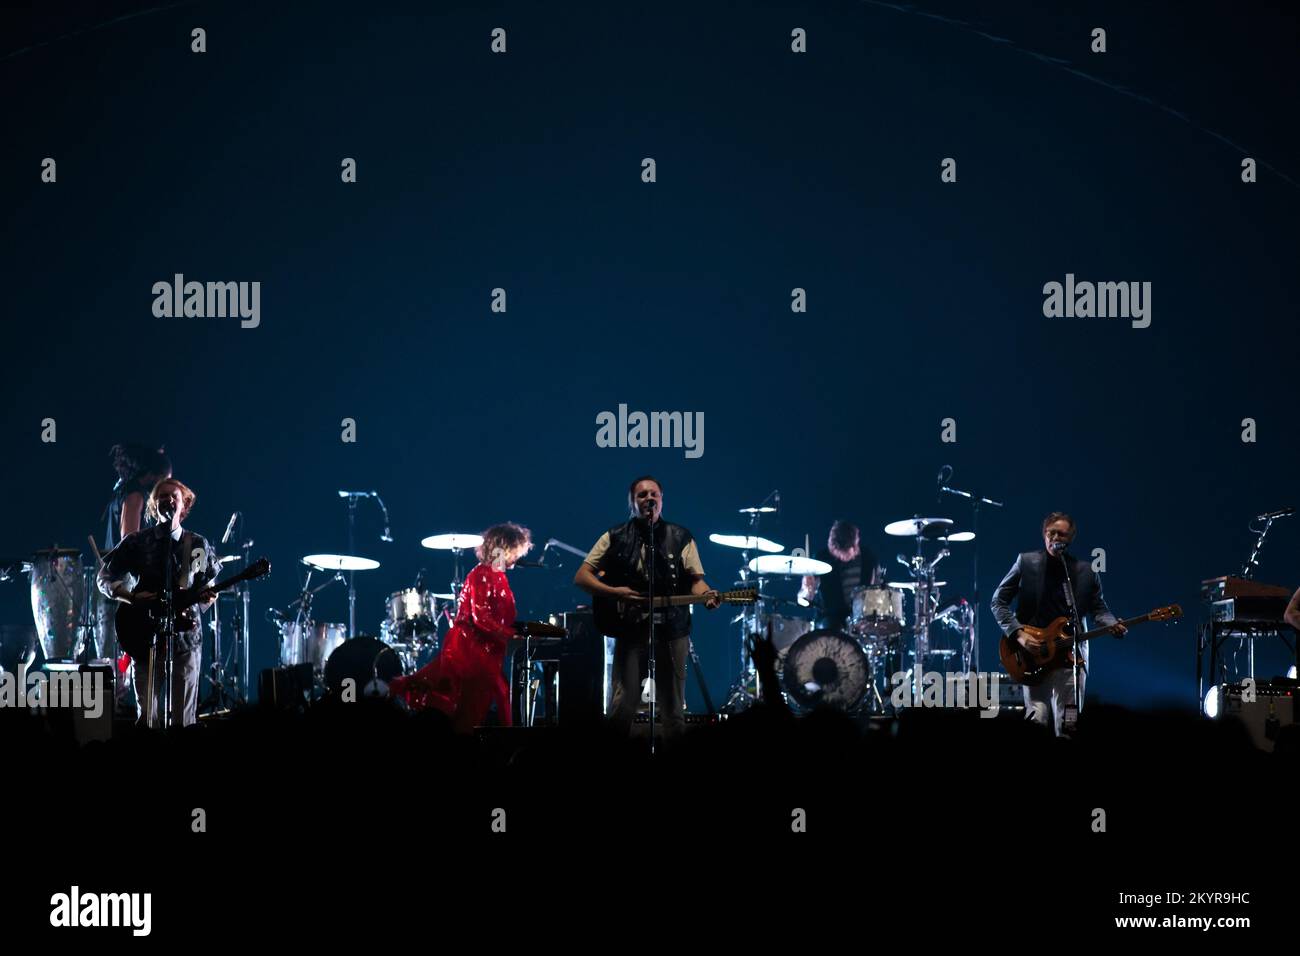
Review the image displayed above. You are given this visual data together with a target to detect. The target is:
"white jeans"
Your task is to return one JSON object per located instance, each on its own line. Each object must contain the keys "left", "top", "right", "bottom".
{"left": 1023, "top": 665, "right": 1085, "bottom": 736}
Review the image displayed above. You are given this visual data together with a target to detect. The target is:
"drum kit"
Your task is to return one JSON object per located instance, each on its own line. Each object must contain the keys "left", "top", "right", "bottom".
{"left": 269, "top": 532, "right": 482, "bottom": 694}
{"left": 715, "top": 503, "right": 981, "bottom": 717}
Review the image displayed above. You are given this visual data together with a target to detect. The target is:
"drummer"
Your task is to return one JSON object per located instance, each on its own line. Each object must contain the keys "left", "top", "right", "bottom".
{"left": 797, "top": 520, "right": 882, "bottom": 631}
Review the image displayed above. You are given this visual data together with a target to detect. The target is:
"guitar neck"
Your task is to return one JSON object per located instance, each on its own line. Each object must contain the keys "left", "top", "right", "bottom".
{"left": 650, "top": 593, "right": 712, "bottom": 608}
{"left": 174, "top": 567, "right": 260, "bottom": 612}
{"left": 1076, "top": 612, "right": 1155, "bottom": 643}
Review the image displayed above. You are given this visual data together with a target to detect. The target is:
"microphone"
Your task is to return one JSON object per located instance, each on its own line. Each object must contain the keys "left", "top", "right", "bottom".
{"left": 1048, "top": 539, "right": 1069, "bottom": 556}
{"left": 373, "top": 492, "right": 392, "bottom": 542}
{"left": 112, "top": 476, "right": 125, "bottom": 493}
{"left": 220, "top": 511, "right": 238, "bottom": 545}
{"left": 1257, "top": 507, "right": 1295, "bottom": 521}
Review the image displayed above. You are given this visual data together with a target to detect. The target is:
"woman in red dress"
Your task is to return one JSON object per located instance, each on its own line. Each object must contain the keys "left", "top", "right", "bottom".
{"left": 391, "top": 523, "right": 532, "bottom": 733}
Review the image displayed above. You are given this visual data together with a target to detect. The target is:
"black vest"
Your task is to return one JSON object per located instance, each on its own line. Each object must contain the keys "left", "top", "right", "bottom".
{"left": 601, "top": 519, "right": 695, "bottom": 639}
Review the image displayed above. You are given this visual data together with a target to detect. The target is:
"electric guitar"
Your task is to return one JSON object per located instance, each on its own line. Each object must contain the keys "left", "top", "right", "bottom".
{"left": 998, "top": 604, "right": 1181, "bottom": 685}
{"left": 115, "top": 557, "right": 271, "bottom": 660}
{"left": 593, "top": 587, "right": 758, "bottom": 639}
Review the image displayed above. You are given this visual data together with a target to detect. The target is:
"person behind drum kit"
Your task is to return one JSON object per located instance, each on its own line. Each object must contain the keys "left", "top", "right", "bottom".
{"left": 389, "top": 523, "right": 533, "bottom": 733}
{"left": 797, "top": 520, "right": 882, "bottom": 630}
{"left": 97, "top": 478, "right": 218, "bottom": 728}
{"left": 573, "top": 476, "right": 721, "bottom": 740}
{"left": 990, "top": 512, "right": 1125, "bottom": 736}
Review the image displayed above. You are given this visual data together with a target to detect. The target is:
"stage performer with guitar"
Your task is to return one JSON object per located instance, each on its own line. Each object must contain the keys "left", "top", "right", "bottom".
{"left": 991, "top": 512, "right": 1127, "bottom": 735}
{"left": 97, "top": 478, "right": 219, "bottom": 728}
{"left": 574, "top": 476, "right": 721, "bottom": 739}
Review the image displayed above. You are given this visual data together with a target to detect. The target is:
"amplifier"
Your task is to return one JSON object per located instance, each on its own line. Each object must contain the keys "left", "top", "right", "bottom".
{"left": 1219, "top": 681, "right": 1297, "bottom": 752}
{"left": 554, "top": 609, "right": 605, "bottom": 722}
{"left": 258, "top": 664, "right": 313, "bottom": 711}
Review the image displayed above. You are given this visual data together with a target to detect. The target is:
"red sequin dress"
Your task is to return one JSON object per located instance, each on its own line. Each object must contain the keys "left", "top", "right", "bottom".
{"left": 390, "top": 563, "right": 515, "bottom": 733}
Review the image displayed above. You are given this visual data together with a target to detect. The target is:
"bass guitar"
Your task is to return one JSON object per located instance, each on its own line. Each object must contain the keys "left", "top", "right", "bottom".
{"left": 998, "top": 604, "right": 1181, "bottom": 685}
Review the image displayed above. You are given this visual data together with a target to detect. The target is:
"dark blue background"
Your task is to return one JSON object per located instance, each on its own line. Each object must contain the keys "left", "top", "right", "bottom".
{"left": 3, "top": 0, "right": 1297, "bottom": 711}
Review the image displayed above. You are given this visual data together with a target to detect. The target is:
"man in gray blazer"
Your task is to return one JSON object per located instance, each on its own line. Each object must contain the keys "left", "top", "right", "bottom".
{"left": 991, "top": 512, "right": 1126, "bottom": 735}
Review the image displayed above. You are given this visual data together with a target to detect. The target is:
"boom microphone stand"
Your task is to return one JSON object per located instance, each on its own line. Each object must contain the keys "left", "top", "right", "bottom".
{"left": 939, "top": 469, "right": 1003, "bottom": 672}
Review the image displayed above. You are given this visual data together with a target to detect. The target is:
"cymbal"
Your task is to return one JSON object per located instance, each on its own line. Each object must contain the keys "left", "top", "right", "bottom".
{"left": 884, "top": 517, "right": 954, "bottom": 538}
{"left": 748, "top": 555, "right": 832, "bottom": 577}
{"left": 421, "top": 533, "right": 484, "bottom": 551}
{"left": 738, "top": 506, "right": 777, "bottom": 514}
{"left": 944, "top": 531, "right": 975, "bottom": 542}
{"left": 708, "top": 533, "right": 783, "bottom": 553}
{"left": 887, "top": 580, "right": 948, "bottom": 590}
{"left": 302, "top": 553, "right": 381, "bottom": 571}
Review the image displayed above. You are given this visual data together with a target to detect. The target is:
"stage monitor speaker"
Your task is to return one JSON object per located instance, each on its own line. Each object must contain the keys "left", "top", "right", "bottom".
{"left": 1221, "top": 681, "right": 1297, "bottom": 752}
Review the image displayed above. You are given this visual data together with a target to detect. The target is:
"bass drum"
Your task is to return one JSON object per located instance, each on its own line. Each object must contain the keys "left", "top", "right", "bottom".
{"left": 323, "top": 636, "right": 406, "bottom": 697}
{"left": 780, "top": 629, "right": 871, "bottom": 714}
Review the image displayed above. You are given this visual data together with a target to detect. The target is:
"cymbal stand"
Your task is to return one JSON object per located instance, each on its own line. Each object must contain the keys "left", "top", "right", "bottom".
{"left": 721, "top": 549, "right": 762, "bottom": 714}
{"left": 449, "top": 546, "right": 469, "bottom": 615}
{"left": 939, "top": 477, "right": 1003, "bottom": 672}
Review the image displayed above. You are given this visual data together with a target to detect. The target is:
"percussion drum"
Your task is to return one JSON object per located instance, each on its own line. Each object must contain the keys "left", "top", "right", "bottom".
{"left": 848, "top": 586, "right": 905, "bottom": 639}
{"left": 30, "top": 547, "right": 85, "bottom": 661}
{"left": 279, "top": 621, "right": 348, "bottom": 671}
{"left": 323, "top": 636, "right": 405, "bottom": 697}
{"left": 780, "top": 629, "right": 871, "bottom": 713}
{"left": 764, "top": 613, "right": 815, "bottom": 655}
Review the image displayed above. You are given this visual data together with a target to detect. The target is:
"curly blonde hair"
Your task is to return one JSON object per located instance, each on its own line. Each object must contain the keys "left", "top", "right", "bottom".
{"left": 476, "top": 522, "right": 533, "bottom": 567}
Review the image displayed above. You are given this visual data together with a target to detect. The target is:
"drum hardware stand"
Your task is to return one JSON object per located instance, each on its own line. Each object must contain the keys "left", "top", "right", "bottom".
{"left": 939, "top": 473, "right": 1003, "bottom": 673}
{"left": 721, "top": 556, "right": 761, "bottom": 714}
{"left": 448, "top": 546, "right": 469, "bottom": 614}
{"left": 198, "top": 593, "right": 242, "bottom": 715}
{"left": 278, "top": 569, "right": 344, "bottom": 665}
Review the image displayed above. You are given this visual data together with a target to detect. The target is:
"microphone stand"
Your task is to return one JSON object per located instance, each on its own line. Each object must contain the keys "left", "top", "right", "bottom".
{"left": 939, "top": 478, "right": 1004, "bottom": 672}
{"left": 158, "top": 521, "right": 177, "bottom": 730}
{"left": 1056, "top": 547, "right": 1086, "bottom": 735}
{"left": 643, "top": 516, "right": 657, "bottom": 755}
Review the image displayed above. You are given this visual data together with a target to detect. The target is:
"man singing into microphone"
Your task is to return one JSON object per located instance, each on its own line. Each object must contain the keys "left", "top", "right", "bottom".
{"left": 574, "top": 476, "right": 720, "bottom": 739}
{"left": 98, "top": 478, "right": 218, "bottom": 728}
{"left": 990, "top": 512, "right": 1125, "bottom": 735}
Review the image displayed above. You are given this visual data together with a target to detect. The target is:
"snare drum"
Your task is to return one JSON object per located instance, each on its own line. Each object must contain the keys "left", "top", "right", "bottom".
{"left": 848, "top": 586, "right": 904, "bottom": 639}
